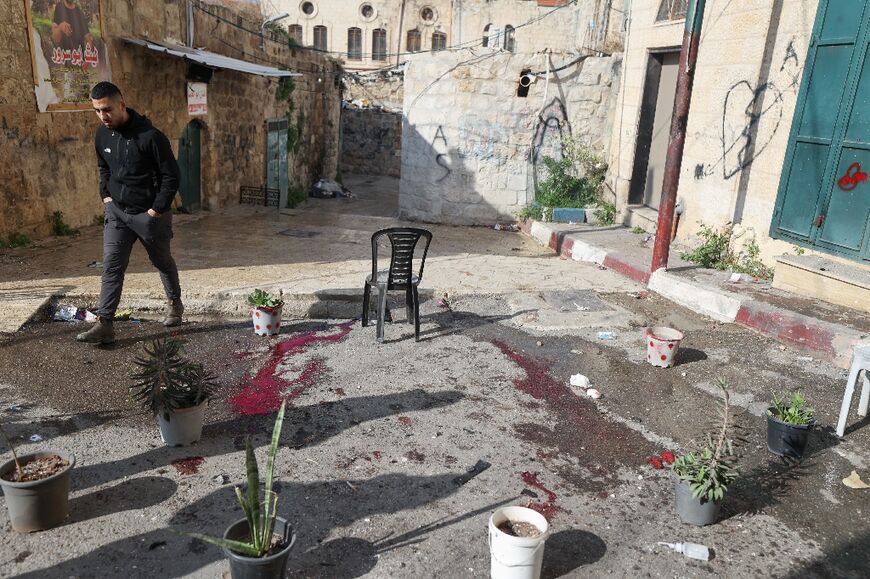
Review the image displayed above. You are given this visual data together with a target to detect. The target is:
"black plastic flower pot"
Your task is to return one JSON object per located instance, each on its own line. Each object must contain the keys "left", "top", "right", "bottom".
{"left": 0, "top": 450, "right": 75, "bottom": 533}
{"left": 767, "top": 410, "right": 811, "bottom": 458}
{"left": 223, "top": 517, "right": 296, "bottom": 579}
{"left": 674, "top": 479, "right": 721, "bottom": 526}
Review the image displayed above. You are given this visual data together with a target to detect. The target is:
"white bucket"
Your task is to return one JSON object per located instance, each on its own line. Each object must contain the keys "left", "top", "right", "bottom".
{"left": 488, "top": 506, "right": 549, "bottom": 579}
{"left": 157, "top": 400, "right": 207, "bottom": 446}
{"left": 645, "top": 326, "right": 684, "bottom": 368}
{"left": 252, "top": 305, "right": 282, "bottom": 336}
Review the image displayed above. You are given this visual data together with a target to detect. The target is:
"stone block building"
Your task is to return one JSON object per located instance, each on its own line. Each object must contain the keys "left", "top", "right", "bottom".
{"left": 0, "top": 0, "right": 340, "bottom": 238}
{"left": 401, "top": 49, "right": 620, "bottom": 224}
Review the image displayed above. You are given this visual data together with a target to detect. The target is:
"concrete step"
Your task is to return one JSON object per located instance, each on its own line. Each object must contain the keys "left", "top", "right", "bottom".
{"left": 773, "top": 254, "right": 870, "bottom": 314}
{"left": 623, "top": 204, "right": 658, "bottom": 232}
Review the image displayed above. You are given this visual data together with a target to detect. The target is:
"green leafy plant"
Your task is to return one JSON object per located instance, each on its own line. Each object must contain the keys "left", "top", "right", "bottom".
{"left": 792, "top": 245, "right": 806, "bottom": 256}
{"left": 51, "top": 211, "right": 79, "bottom": 237}
{"left": 286, "top": 184, "right": 306, "bottom": 209}
{"left": 0, "top": 232, "right": 32, "bottom": 248}
{"left": 769, "top": 391, "right": 814, "bottom": 426}
{"left": 680, "top": 223, "right": 773, "bottom": 280}
{"left": 184, "top": 402, "right": 288, "bottom": 557}
{"left": 130, "top": 337, "right": 217, "bottom": 420}
{"left": 631, "top": 226, "right": 647, "bottom": 235}
{"left": 593, "top": 202, "right": 616, "bottom": 225}
{"left": 672, "top": 380, "right": 739, "bottom": 502}
{"left": 247, "top": 289, "right": 283, "bottom": 309}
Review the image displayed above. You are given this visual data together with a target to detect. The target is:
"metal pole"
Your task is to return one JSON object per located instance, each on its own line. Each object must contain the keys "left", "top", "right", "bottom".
{"left": 650, "top": 0, "right": 706, "bottom": 272}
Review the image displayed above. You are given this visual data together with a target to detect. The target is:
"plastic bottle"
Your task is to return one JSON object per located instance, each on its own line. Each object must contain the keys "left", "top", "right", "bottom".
{"left": 657, "top": 542, "right": 710, "bottom": 561}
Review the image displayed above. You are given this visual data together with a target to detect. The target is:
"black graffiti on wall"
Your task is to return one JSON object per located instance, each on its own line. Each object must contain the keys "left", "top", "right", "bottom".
{"left": 432, "top": 125, "right": 451, "bottom": 181}
{"left": 531, "top": 97, "right": 572, "bottom": 163}
{"left": 694, "top": 39, "right": 802, "bottom": 181}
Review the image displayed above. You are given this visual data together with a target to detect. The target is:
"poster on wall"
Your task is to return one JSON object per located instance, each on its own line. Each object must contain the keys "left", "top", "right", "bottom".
{"left": 187, "top": 82, "right": 207, "bottom": 116}
{"left": 25, "top": 0, "right": 112, "bottom": 112}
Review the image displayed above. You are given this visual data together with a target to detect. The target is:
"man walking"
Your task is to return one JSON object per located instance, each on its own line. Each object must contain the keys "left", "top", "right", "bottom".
{"left": 77, "top": 82, "right": 183, "bottom": 344}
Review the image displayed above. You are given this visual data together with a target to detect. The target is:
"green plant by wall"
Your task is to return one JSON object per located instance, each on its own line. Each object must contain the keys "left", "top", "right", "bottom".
{"left": 51, "top": 211, "right": 79, "bottom": 237}
{"left": 288, "top": 110, "right": 305, "bottom": 154}
{"left": 680, "top": 223, "right": 773, "bottom": 280}
{"left": 275, "top": 78, "right": 305, "bottom": 153}
{"left": 286, "top": 184, "right": 307, "bottom": 208}
{"left": 519, "top": 140, "right": 610, "bottom": 221}
{"left": 0, "top": 232, "right": 32, "bottom": 249}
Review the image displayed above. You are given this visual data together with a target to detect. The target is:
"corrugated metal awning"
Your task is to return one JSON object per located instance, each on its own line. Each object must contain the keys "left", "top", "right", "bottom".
{"left": 122, "top": 38, "right": 301, "bottom": 77}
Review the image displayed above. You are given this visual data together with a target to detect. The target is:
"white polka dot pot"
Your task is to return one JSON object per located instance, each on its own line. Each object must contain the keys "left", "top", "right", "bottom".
{"left": 645, "top": 326, "right": 684, "bottom": 368}
{"left": 251, "top": 304, "right": 283, "bottom": 336}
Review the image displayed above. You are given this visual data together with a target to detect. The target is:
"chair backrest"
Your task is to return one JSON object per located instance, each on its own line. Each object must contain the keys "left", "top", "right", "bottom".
{"left": 371, "top": 227, "right": 432, "bottom": 289}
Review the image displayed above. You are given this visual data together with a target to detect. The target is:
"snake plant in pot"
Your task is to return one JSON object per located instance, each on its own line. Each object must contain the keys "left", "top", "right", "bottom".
{"left": 247, "top": 289, "right": 284, "bottom": 336}
{"left": 130, "top": 337, "right": 217, "bottom": 447}
{"left": 671, "top": 380, "right": 739, "bottom": 526}
{"left": 182, "top": 402, "right": 295, "bottom": 579}
{"left": 767, "top": 390, "right": 814, "bottom": 458}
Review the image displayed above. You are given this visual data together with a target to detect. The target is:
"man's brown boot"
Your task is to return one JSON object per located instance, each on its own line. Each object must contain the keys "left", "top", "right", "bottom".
{"left": 76, "top": 316, "right": 115, "bottom": 344}
{"left": 163, "top": 298, "right": 184, "bottom": 327}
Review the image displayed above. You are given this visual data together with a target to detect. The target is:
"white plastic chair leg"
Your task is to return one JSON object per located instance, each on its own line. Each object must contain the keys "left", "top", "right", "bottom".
{"left": 837, "top": 364, "right": 862, "bottom": 437}
{"left": 859, "top": 371, "right": 870, "bottom": 417}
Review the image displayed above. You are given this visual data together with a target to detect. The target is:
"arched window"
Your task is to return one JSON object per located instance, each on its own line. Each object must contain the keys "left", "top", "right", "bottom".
{"left": 347, "top": 27, "right": 362, "bottom": 60}
{"left": 482, "top": 23, "right": 491, "bottom": 47}
{"left": 406, "top": 29, "right": 421, "bottom": 52}
{"left": 372, "top": 28, "right": 387, "bottom": 60}
{"left": 288, "top": 24, "right": 302, "bottom": 45}
{"left": 313, "top": 25, "right": 327, "bottom": 51}
{"left": 431, "top": 31, "right": 446, "bottom": 52}
{"left": 504, "top": 25, "right": 515, "bottom": 52}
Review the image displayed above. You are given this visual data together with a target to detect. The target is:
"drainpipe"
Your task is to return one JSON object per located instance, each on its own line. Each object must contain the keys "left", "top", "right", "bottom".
{"left": 187, "top": 0, "right": 194, "bottom": 47}
{"left": 650, "top": 0, "right": 706, "bottom": 272}
{"left": 396, "top": 0, "right": 407, "bottom": 67}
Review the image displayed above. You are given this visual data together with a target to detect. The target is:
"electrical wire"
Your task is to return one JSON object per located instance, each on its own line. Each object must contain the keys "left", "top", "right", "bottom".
{"left": 193, "top": 0, "right": 580, "bottom": 60}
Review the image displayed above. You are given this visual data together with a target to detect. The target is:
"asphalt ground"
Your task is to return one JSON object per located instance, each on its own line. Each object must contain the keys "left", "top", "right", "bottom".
{"left": 0, "top": 289, "right": 867, "bottom": 578}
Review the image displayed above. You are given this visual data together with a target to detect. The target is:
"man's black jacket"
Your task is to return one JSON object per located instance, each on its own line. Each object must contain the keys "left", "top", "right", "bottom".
{"left": 95, "top": 108, "right": 179, "bottom": 214}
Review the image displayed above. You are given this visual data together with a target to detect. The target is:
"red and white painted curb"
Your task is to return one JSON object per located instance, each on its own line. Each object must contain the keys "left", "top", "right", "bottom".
{"left": 521, "top": 220, "right": 868, "bottom": 369}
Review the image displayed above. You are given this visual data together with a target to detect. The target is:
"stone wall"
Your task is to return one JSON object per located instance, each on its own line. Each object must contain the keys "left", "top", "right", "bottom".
{"left": 608, "top": 0, "right": 819, "bottom": 262}
{"left": 0, "top": 0, "right": 340, "bottom": 237}
{"left": 400, "top": 49, "right": 620, "bottom": 225}
{"left": 341, "top": 108, "right": 402, "bottom": 177}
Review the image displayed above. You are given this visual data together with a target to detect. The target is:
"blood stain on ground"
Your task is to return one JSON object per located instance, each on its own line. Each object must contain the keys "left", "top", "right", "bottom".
{"left": 172, "top": 456, "right": 205, "bottom": 475}
{"left": 372, "top": 451, "right": 382, "bottom": 460}
{"left": 397, "top": 416, "right": 413, "bottom": 426}
{"left": 405, "top": 450, "right": 426, "bottom": 463}
{"left": 230, "top": 321, "right": 354, "bottom": 415}
{"left": 335, "top": 387, "right": 346, "bottom": 397}
{"left": 521, "top": 471, "right": 561, "bottom": 520}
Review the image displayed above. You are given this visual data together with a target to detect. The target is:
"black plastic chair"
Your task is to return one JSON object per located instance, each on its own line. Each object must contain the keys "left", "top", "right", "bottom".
{"left": 361, "top": 227, "right": 432, "bottom": 342}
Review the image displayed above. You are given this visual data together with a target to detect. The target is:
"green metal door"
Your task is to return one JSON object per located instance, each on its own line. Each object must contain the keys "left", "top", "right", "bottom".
{"left": 178, "top": 121, "right": 201, "bottom": 212}
{"left": 771, "top": 0, "right": 870, "bottom": 262}
{"left": 266, "top": 119, "right": 288, "bottom": 206}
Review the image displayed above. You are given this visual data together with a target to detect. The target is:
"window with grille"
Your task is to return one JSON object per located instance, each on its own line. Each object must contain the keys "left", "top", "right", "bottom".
{"left": 406, "top": 29, "right": 421, "bottom": 52}
{"left": 656, "top": 0, "right": 688, "bottom": 22}
{"left": 372, "top": 28, "right": 387, "bottom": 60}
{"left": 431, "top": 31, "right": 446, "bottom": 52}
{"left": 504, "top": 25, "right": 515, "bottom": 52}
{"left": 348, "top": 27, "right": 362, "bottom": 60}
{"left": 482, "top": 23, "right": 491, "bottom": 47}
{"left": 288, "top": 24, "right": 302, "bottom": 45}
{"left": 313, "top": 25, "right": 327, "bottom": 51}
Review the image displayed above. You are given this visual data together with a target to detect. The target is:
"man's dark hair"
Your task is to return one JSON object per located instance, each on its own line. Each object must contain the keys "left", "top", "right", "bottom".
{"left": 90, "top": 82, "right": 122, "bottom": 100}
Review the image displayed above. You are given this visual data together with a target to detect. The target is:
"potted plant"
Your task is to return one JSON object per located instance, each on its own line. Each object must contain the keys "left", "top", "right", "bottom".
{"left": 671, "top": 380, "right": 738, "bottom": 526}
{"left": 0, "top": 424, "right": 75, "bottom": 532}
{"left": 247, "top": 289, "right": 284, "bottom": 336}
{"left": 182, "top": 401, "right": 295, "bottom": 579}
{"left": 130, "top": 337, "right": 217, "bottom": 447}
{"left": 767, "top": 390, "right": 814, "bottom": 458}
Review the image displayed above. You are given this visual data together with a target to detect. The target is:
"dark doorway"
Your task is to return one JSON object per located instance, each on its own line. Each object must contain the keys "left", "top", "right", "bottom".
{"left": 628, "top": 50, "right": 680, "bottom": 209}
{"left": 178, "top": 120, "right": 202, "bottom": 211}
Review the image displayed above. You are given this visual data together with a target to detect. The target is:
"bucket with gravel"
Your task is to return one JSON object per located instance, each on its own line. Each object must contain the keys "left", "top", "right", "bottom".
{"left": 488, "top": 506, "right": 549, "bottom": 579}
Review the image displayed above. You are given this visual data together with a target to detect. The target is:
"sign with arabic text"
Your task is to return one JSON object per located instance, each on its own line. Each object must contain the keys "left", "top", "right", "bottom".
{"left": 187, "top": 82, "right": 208, "bottom": 116}
{"left": 26, "top": 0, "right": 112, "bottom": 112}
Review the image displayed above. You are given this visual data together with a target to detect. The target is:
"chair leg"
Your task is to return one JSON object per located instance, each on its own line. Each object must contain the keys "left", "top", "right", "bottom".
{"left": 413, "top": 285, "right": 421, "bottom": 342}
{"left": 405, "top": 287, "right": 414, "bottom": 325}
{"left": 836, "top": 363, "right": 862, "bottom": 437}
{"left": 362, "top": 284, "right": 371, "bottom": 327}
{"left": 859, "top": 370, "right": 870, "bottom": 417}
{"left": 376, "top": 283, "right": 388, "bottom": 343}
